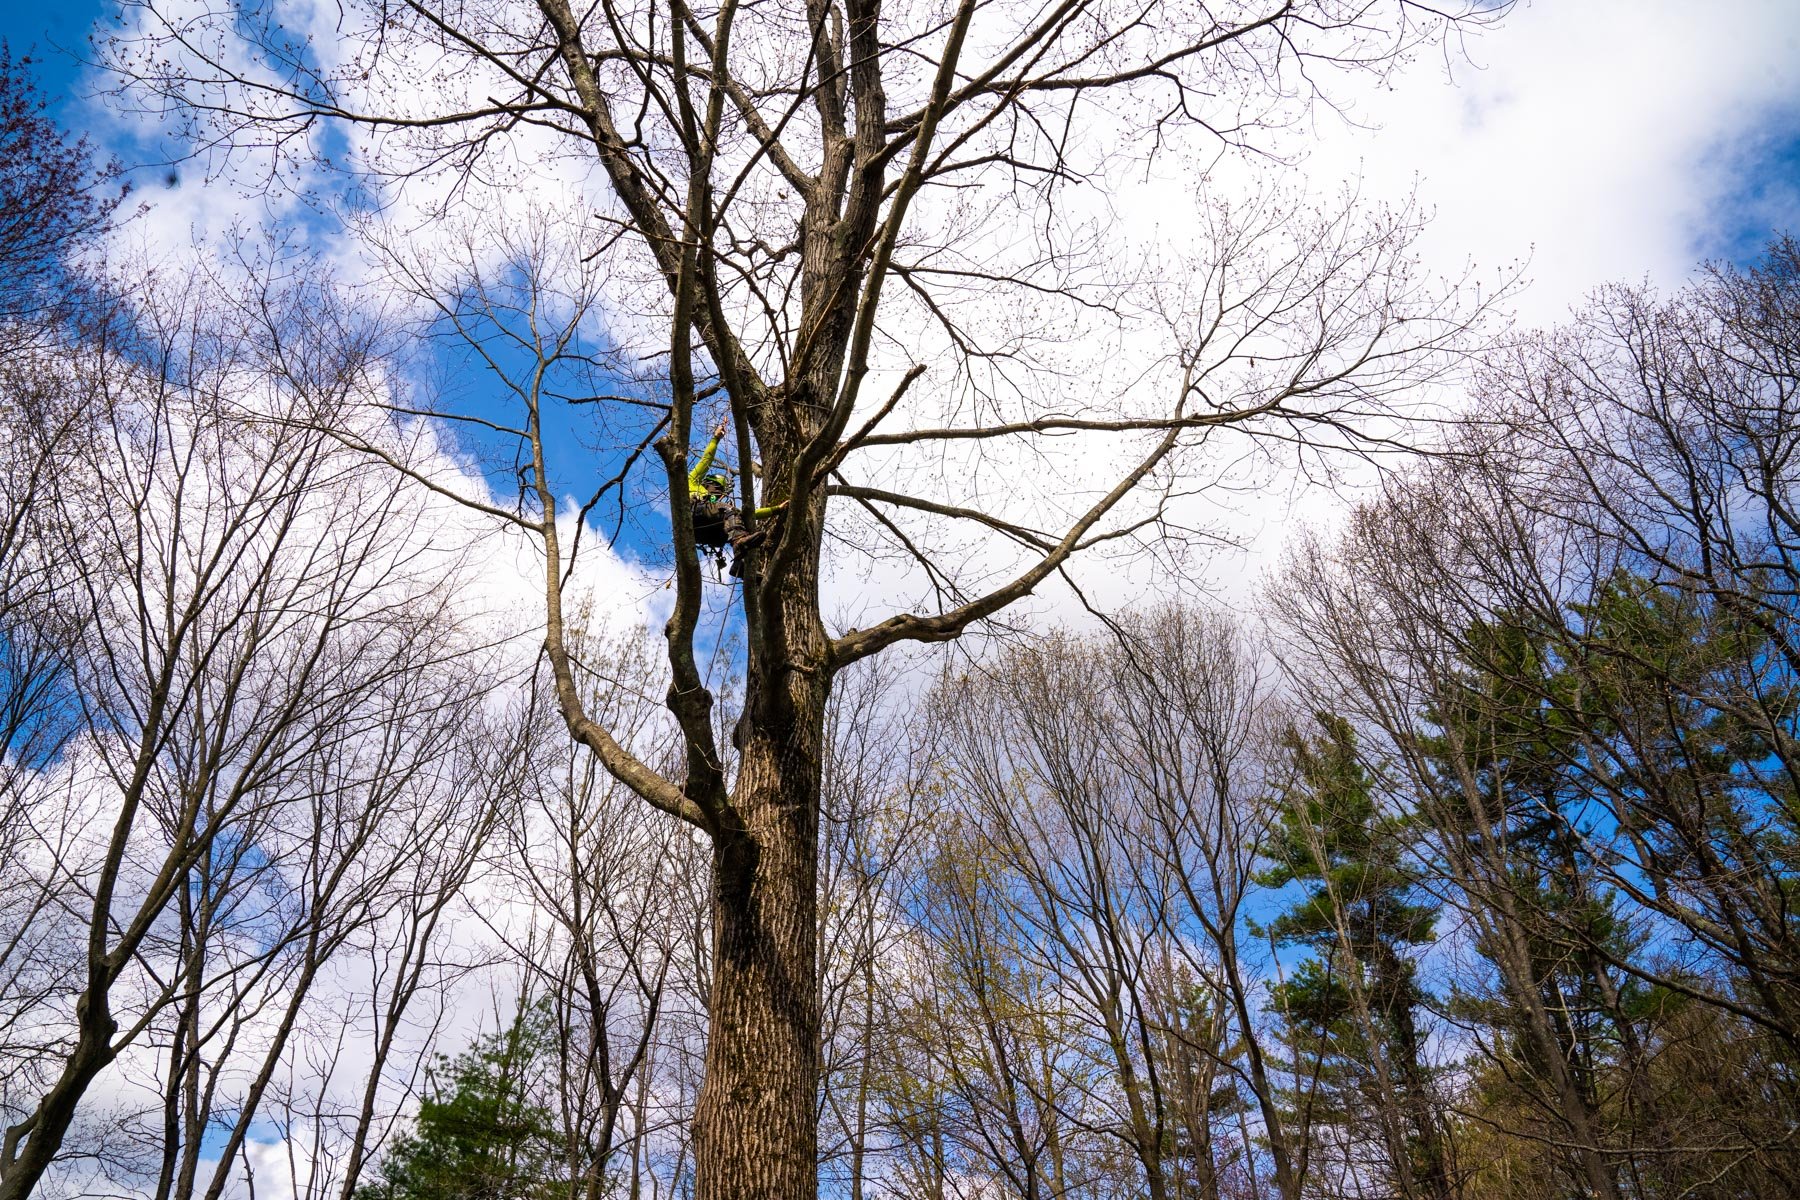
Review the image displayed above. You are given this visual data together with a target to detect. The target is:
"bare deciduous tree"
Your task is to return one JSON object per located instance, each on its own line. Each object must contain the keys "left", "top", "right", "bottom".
{"left": 107, "top": 3, "right": 1514, "bottom": 1192}
{"left": 0, "top": 261, "right": 500, "bottom": 1200}
{"left": 917, "top": 607, "right": 1294, "bottom": 1198}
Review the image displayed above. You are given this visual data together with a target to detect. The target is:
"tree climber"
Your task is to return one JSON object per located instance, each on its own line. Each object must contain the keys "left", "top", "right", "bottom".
{"left": 688, "top": 417, "right": 784, "bottom": 577}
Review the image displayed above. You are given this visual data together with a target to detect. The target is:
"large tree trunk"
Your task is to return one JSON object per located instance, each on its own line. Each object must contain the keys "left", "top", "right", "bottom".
{"left": 694, "top": 765, "right": 822, "bottom": 1200}
{"left": 691, "top": 555, "right": 829, "bottom": 1200}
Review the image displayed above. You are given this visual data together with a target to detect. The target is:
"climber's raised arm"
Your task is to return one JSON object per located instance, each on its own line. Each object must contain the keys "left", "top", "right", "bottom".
{"left": 689, "top": 417, "right": 727, "bottom": 495}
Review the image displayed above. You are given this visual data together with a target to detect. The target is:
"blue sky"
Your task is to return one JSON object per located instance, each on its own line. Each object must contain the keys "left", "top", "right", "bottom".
{"left": 3, "top": 1, "right": 105, "bottom": 115}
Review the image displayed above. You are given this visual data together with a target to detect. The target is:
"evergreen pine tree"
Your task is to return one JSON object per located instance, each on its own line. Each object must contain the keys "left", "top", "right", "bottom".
{"left": 1259, "top": 713, "right": 1449, "bottom": 1200}
{"left": 356, "top": 1003, "right": 563, "bottom": 1200}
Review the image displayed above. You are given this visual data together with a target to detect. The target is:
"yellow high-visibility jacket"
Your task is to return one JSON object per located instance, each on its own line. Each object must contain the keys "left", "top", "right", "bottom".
{"left": 688, "top": 431, "right": 780, "bottom": 516}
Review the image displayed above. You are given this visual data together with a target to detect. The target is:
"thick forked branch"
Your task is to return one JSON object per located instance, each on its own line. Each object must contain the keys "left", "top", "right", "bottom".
{"left": 533, "top": 417, "right": 706, "bottom": 828}
{"left": 782, "top": 0, "right": 974, "bottom": 468}
{"left": 830, "top": 368, "right": 1196, "bottom": 666}
{"left": 650, "top": 0, "right": 743, "bottom": 820}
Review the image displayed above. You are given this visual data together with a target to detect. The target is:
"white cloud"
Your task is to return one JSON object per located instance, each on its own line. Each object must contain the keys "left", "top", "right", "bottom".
{"left": 1295, "top": 0, "right": 1800, "bottom": 325}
